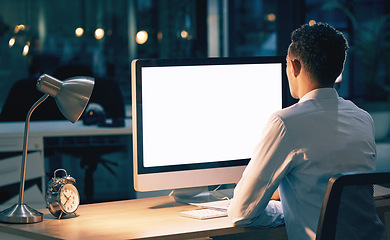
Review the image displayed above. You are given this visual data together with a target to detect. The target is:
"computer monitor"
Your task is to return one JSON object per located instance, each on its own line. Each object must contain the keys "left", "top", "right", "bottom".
{"left": 131, "top": 57, "right": 288, "bottom": 200}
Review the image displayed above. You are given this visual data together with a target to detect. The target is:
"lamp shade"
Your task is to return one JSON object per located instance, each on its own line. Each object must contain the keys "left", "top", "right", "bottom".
{"left": 36, "top": 74, "right": 95, "bottom": 123}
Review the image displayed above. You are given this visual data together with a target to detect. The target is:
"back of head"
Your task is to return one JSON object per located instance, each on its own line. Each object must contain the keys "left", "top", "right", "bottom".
{"left": 289, "top": 22, "right": 349, "bottom": 87}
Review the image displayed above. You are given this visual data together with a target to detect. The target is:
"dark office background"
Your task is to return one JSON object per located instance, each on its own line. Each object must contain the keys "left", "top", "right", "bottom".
{"left": 0, "top": 0, "right": 389, "bottom": 203}
{"left": 0, "top": 0, "right": 389, "bottom": 109}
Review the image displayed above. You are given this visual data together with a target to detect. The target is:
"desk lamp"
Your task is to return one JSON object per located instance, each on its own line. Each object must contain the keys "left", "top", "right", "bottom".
{"left": 0, "top": 74, "right": 94, "bottom": 223}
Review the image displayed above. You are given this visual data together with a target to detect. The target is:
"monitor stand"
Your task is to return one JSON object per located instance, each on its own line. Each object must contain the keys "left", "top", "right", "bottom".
{"left": 171, "top": 186, "right": 234, "bottom": 204}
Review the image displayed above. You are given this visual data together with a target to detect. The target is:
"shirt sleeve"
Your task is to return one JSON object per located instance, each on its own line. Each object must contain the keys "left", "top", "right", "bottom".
{"left": 228, "top": 115, "right": 293, "bottom": 227}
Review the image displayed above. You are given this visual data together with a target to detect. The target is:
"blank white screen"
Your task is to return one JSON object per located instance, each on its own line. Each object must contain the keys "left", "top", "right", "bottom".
{"left": 141, "top": 63, "right": 282, "bottom": 167}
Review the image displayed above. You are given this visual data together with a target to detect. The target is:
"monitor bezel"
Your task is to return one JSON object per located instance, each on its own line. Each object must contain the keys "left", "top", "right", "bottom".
{"left": 132, "top": 56, "right": 288, "bottom": 176}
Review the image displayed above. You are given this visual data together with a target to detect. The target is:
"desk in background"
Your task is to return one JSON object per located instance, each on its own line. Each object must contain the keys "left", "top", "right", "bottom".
{"left": 0, "top": 196, "right": 288, "bottom": 240}
{"left": 0, "top": 119, "right": 133, "bottom": 209}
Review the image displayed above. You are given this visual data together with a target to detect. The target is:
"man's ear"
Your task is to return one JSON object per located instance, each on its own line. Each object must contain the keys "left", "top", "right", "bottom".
{"left": 291, "top": 59, "right": 301, "bottom": 77}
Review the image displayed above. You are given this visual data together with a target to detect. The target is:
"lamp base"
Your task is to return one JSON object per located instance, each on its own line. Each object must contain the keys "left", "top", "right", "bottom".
{"left": 0, "top": 203, "right": 43, "bottom": 223}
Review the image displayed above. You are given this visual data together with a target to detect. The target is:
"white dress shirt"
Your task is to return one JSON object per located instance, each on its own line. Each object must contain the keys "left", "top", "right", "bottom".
{"left": 228, "top": 88, "right": 379, "bottom": 240}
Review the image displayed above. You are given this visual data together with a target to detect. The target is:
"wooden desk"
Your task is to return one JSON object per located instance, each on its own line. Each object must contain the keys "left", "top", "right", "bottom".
{"left": 0, "top": 196, "right": 287, "bottom": 240}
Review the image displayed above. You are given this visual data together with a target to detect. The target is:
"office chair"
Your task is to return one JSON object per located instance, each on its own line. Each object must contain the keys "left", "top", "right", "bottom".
{"left": 316, "top": 172, "right": 390, "bottom": 240}
{"left": 0, "top": 78, "right": 65, "bottom": 122}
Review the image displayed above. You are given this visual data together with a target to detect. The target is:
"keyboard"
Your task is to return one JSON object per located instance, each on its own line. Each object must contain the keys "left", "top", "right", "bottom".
{"left": 180, "top": 208, "right": 228, "bottom": 220}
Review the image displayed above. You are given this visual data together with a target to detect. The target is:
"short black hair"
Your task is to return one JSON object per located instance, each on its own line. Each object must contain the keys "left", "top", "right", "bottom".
{"left": 289, "top": 22, "right": 349, "bottom": 87}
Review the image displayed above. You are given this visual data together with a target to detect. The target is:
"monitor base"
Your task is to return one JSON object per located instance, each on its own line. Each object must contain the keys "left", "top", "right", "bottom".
{"left": 171, "top": 186, "right": 234, "bottom": 204}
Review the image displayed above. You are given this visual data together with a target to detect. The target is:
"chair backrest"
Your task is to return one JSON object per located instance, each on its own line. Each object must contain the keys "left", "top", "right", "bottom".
{"left": 0, "top": 78, "right": 65, "bottom": 122}
{"left": 316, "top": 172, "right": 390, "bottom": 240}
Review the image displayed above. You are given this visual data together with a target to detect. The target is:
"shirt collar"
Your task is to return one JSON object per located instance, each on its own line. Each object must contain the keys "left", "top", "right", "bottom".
{"left": 298, "top": 88, "right": 339, "bottom": 103}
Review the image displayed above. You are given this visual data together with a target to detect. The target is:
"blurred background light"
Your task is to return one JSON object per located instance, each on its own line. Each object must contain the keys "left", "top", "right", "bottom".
{"left": 94, "top": 28, "right": 105, "bottom": 40}
{"left": 22, "top": 41, "right": 30, "bottom": 56}
{"left": 8, "top": 37, "right": 15, "bottom": 47}
{"left": 266, "top": 13, "right": 276, "bottom": 22}
{"left": 75, "top": 27, "right": 84, "bottom": 37}
{"left": 180, "top": 30, "right": 189, "bottom": 39}
{"left": 136, "top": 30, "right": 148, "bottom": 44}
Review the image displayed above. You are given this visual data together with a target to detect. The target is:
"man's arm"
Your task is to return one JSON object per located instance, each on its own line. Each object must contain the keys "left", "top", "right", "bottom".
{"left": 228, "top": 115, "right": 293, "bottom": 227}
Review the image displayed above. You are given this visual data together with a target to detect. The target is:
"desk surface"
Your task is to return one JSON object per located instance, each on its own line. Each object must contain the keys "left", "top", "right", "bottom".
{"left": 0, "top": 196, "right": 287, "bottom": 240}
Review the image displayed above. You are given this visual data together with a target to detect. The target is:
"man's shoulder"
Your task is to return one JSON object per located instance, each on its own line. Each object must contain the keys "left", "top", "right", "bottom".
{"left": 272, "top": 97, "right": 372, "bottom": 123}
{"left": 271, "top": 102, "right": 310, "bottom": 121}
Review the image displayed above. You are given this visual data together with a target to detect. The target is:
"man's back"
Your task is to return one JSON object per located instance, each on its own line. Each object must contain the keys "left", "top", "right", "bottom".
{"left": 228, "top": 88, "right": 380, "bottom": 240}
{"left": 277, "top": 88, "right": 377, "bottom": 239}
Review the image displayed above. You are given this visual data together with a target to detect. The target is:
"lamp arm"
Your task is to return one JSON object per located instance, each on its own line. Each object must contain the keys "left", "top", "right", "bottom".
{"left": 19, "top": 94, "right": 49, "bottom": 205}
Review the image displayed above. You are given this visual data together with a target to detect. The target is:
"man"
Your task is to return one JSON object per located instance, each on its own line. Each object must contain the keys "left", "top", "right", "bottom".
{"left": 228, "top": 22, "right": 385, "bottom": 239}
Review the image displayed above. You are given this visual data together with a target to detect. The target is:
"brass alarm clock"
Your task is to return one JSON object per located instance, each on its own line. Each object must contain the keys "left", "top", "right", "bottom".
{"left": 46, "top": 169, "right": 80, "bottom": 219}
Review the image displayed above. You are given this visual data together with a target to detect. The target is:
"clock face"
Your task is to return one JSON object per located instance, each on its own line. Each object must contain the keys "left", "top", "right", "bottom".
{"left": 59, "top": 183, "right": 80, "bottom": 214}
